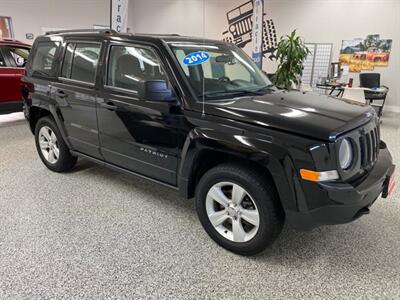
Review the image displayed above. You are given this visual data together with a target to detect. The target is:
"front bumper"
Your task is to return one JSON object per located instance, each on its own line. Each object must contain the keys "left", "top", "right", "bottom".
{"left": 286, "top": 145, "right": 395, "bottom": 230}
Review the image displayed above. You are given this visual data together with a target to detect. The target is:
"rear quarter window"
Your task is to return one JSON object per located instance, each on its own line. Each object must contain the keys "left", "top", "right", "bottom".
{"left": 29, "top": 41, "right": 59, "bottom": 77}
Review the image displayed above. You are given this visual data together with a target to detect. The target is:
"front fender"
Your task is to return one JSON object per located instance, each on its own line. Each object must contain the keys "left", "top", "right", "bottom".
{"left": 177, "top": 126, "right": 299, "bottom": 213}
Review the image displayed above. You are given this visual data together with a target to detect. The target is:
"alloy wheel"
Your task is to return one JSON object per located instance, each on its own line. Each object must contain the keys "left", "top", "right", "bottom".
{"left": 205, "top": 182, "right": 260, "bottom": 243}
{"left": 38, "top": 126, "right": 59, "bottom": 164}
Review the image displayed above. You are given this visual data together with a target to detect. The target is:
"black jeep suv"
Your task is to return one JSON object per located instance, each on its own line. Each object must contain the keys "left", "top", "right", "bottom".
{"left": 22, "top": 29, "right": 395, "bottom": 255}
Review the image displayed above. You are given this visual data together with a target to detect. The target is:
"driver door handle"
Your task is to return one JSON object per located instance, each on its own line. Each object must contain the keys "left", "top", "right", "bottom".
{"left": 101, "top": 102, "right": 117, "bottom": 111}
{"left": 56, "top": 90, "right": 67, "bottom": 98}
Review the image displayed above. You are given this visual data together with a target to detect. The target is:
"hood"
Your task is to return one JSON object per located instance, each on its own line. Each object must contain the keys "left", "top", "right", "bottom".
{"left": 204, "top": 90, "right": 375, "bottom": 141}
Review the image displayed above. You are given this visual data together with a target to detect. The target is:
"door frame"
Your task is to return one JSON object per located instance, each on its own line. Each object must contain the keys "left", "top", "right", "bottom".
{"left": 53, "top": 39, "right": 105, "bottom": 159}
{"left": 1, "top": 45, "right": 31, "bottom": 68}
{"left": 97, "top": 40, "right": 186, "bottom": 185}
{"left": 101, "top": 39, "right": 183, "bottom": 103}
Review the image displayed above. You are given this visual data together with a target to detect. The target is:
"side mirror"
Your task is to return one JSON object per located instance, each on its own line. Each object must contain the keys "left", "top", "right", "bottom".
{"left": 215, "top": 55, "right": 238, "bottom": 65}
{"left": 144, "top": 80, "right": 177, "bottom": 102}
{"left": 216, "top": 54, "right": 234, "bottom": 63}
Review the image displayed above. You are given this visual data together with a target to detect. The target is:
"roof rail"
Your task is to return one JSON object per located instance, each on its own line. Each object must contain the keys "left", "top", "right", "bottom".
{"left": 45, "top": 29, "right": 116, "bottom": 35}
{"left": 136, "top": 33, "right": 181, "bottom": 37}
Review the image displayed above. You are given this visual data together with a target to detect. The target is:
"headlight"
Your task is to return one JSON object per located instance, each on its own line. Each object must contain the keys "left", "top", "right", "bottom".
{"left": 339, "top": 138, "right": 353, "bottom": 170}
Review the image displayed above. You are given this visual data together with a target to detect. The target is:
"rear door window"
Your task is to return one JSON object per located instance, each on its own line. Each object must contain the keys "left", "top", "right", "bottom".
{"left": 30, "top": 41, "right": 59, "bottom": 77}
{"left": 69, "top": 43, "right": 101, "bottom": 84}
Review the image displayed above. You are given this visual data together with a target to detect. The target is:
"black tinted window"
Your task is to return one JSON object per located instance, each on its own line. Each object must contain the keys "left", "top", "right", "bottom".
{"left": 107, "top": 45, "right": 168, "bottom": 95}
{"left": 31, "top": 42, "right": 59, "bottom": 76}
{"left": 70, "top": 43, "right": 101, "bottom": 83}
{"left": 61, "top": 43, "right": 75, "bottom": 78}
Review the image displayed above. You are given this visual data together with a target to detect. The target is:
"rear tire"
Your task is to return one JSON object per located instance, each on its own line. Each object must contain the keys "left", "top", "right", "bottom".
{"left": 35, "top": 116, "right": 77, "bottom": 172}
{"left": 195, "top": 163, "right": 284, "bottom": 256}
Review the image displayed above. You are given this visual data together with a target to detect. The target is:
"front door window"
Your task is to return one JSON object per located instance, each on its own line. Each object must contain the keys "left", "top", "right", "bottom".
{"left": 107, "top": 45, "right": 173, "bottom": 101}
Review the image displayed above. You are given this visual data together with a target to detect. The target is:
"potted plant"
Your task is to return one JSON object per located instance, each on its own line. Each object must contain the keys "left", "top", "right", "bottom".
{"left": 271, "top": 30, "right": 310, "bottom": 89}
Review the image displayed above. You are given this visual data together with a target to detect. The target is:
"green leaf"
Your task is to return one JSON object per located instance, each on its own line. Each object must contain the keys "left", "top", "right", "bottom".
{"left": 271, "top": 29, "right": 309, "bottom": 90}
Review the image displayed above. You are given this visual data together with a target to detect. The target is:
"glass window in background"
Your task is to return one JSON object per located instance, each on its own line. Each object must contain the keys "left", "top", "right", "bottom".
{"left": 6, "top": 47, "right": 30, "bottom": 67}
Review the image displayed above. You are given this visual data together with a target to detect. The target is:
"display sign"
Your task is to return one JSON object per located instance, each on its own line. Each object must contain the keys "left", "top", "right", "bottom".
{"left": 111, "top": 0, "right": 128, "bottom": 33}
{"left": 182, "top": 51, "right": 210, "bottom": 66}
{"left": 221, "top": 1, "right": 277, "bottom": 63}
{"left": 251, "top": 0, "right": 264, "bottom": 68}
{"left": 0, "top": 16, "right": 14, "bottom": 39}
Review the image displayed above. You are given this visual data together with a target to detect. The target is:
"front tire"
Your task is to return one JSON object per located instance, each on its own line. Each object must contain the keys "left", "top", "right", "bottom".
{"left": 35, "top": 116, "right": 77, "bottom": 172}
{"left": 195, "top": 163, "right": 284, "bottom": 256}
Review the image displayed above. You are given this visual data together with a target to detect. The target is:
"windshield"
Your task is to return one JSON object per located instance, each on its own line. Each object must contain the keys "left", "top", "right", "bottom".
{"left": 169, "top": 42, "right": 273, "bottom": 100}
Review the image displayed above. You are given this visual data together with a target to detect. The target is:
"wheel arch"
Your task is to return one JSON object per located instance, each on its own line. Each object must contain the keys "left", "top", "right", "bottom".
{"left": 177, "top": 130, "right": 297, "bottom": 213}
{"left": 29, "top": 104, "right": 72, "bottom": 149}
{"left": 28, "top": 106, "right": 51, "bottom": 134}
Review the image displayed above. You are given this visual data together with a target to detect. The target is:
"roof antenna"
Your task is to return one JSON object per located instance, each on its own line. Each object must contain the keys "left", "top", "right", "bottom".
{"left": 202, "top": 0, "right": 206, "bottom": 117}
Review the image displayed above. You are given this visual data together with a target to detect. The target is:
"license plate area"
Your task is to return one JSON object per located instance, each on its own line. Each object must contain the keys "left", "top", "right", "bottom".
{"left": 382, "top": 170, "right": 396, "bottom": 198}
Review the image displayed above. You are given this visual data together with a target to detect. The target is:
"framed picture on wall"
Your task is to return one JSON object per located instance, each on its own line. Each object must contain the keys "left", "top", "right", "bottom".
{"left": 0, "top": 16, "right": 14, "bottom": 39}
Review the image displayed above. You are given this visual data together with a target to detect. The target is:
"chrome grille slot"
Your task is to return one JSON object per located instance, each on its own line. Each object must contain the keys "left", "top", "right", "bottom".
{"left": 358, "top": 124, "right": 380, "bottom": 169}
{"left": 359, "top": 136, "right": 367, "bottom": 167}
{"left": 366, "top": 132, "right": 372, "bottom": 163}
{"left": 371, "top": 129, "right": 376, "bottom": 160}
{"left": 373, "top": 127, "right": 379, "bottom": 158}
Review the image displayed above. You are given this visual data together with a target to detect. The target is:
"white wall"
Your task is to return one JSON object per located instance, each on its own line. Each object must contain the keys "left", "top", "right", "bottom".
{"left": 267, "top": 0, "right": 400, "bottom": 111}
{"left": 1, "top": 0, "right": 110, "bottom": 44}
{"left": 128, "top": 0, "right": 400, "bottom": 110}
{"left": 128, "top": 0, "right": 243, "bottom": 39}
{"left": 2, "top": 0, "right": 398, "bottom": 109}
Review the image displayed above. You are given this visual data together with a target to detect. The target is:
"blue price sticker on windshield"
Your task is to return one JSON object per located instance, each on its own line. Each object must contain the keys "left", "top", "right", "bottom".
{"left": 183, "top": 51, "right": 209, "bottom": 66}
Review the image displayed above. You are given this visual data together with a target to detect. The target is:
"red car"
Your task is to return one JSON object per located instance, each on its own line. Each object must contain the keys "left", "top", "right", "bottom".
{"left": 353, "top": 48, "right": 390, "bottom": 62}
{"left": 0, "top": 39, "right": 31, "bottom": 114}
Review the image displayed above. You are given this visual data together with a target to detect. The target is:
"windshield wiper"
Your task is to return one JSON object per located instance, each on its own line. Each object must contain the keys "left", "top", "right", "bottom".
{"left": 253, "top": 84, "right": 276, "bottom": 93}
{"left": 200, "top": 90, "right": 258, "bottom": 99}
{"left": 202, "top": 86, "right": 275, "bottom": 99}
